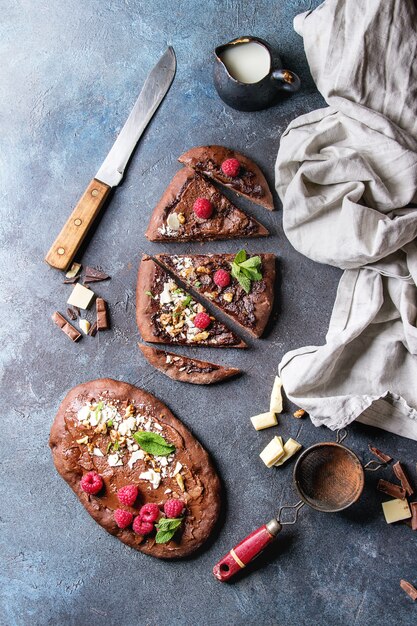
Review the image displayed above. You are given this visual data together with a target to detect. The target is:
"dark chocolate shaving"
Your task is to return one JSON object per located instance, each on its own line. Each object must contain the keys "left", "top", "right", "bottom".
{"left": 368, "top": 445, "right": 392, "bottom": 463}
{"left": 393, "top": 461, "right": 414, "bottom": 496}
{"left": 88, "top": 321, "right": 98, "bottom": 337}
{"left": 84, "top": 266, "right": 110, "bottom": 282}
{"left": 67, "top": 307, "right": 77, "bottom": 321}
{"left": 52, "top": 312, "right": 81, "bottom": 342}
{"left": 400, "top": 579, "right": 417, "bottom": 601}
{"left": 63, "top": 276, "right": 79, "bottom": 284}
{"left": 377, "top": 479, "right": 406, "bottom": 500}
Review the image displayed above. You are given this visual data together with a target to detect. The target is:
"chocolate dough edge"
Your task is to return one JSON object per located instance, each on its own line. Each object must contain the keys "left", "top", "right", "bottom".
{"left": 49, "top": 378, "right": 221, "bottom": 559}
{"left": 178, "top": 145, "right": 274, "bottom": 211}
{"left": 138, "top": 342, "right": 240, "bottom": 384}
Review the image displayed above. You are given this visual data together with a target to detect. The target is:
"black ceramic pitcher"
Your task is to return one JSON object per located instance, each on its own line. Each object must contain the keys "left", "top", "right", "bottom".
{"left": 214, "top": 36, "right": 300, "bottom": 112}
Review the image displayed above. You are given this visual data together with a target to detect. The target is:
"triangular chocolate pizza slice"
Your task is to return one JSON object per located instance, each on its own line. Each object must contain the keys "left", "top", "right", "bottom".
{"left": 178, "top": 145, "right": 274, "bottom": 210}
{"left": 145, "top": 168, "right": 268, "bottom": 242}
{"left": 136, "top": 255, "right": 246, "bottom": 348}
{"left": 156, "top": 251, "right": 275, "bottom": 338}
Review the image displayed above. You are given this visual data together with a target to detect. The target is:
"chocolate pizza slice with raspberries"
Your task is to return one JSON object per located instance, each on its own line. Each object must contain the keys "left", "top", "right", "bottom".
{"left": 136, "top": 255, "right": 246, "bottom": 348}
{"left": 155, "top": 251, "right": 275, "bottom": 338}
{"left": 178, "top": 145, "right": 274, "bottom": 211}
{"left": 145, "top": 167, "right": 268, "bottom": 242}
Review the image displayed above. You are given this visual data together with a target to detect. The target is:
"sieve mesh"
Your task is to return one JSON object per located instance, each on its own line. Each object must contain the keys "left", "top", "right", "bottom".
{"left": 294, "top": 443, "right": 365, "bottom": 512}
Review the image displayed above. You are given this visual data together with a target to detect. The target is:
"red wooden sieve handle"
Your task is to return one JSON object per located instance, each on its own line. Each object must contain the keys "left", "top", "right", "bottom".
{"left": 213, "top": 519, "right": 282, "bottom": 582}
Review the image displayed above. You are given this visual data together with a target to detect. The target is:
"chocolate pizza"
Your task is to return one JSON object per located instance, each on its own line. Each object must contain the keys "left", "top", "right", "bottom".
{"left": 136, "top": 255, "right": 246, "bottom": 348}
{"left": 178, "top": 145, "right": 274, "bottom": 210}
{"left": 49, "top": 379, "right": 221, "bottom": 559}
{"left": 138, "top": 343, "right": 240, "bottom": 384}
{"left": 156, "top": 251, "right": 275, "bottom": 338}
{"left": 145, "top": 167, "right": 268, "bottom": 242}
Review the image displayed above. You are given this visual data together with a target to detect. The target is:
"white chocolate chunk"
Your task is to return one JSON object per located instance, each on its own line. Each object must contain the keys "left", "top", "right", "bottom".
{"left": 382, "top": 498, "right": 411, "bottom": 523}
{"left": 93, "top": 448, "right": 104, "bottom": 457}
{"left": 250, "top": 411, "right": 278, "bottom": 431}
{"left": 270, "top": 376, "right": 283, "bottom": 413}
{"left": 274, "top": 438, "right": 303, "bottom": 466}
{"left": 67, "top": 283, "right": 95, "bottom": 310}
{"left": 108, "top": 453, "right": 123, "bottom": 467}
{"left": 65, "top": 262, "right": 82, "bottom": 279}
{"left": 260, "top": 436, "right": 285, "bottom": 468}
{"left": 79, "top": 319, "right": 91, "bottom": 334}
{"left": 167, "top": 212, "right": 180, "bottom": 231}
{"left": 127, "top": 449, "right": 145, "bottom": 468}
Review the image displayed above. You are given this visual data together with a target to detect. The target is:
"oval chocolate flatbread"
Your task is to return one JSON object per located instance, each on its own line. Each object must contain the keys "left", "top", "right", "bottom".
{"left": 49, "top": 379, "right": 221, "bottom": 559}
{"left": 138, "top": 343, "right": 240, "bottom": 384}
{"left": 178, "top": 146, "right": 274, "bottom": 210}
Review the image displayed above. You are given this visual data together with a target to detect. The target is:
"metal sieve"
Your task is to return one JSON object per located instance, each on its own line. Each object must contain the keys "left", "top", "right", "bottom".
{"left": 213, "top": 430, "right": 385, "bottom": 582}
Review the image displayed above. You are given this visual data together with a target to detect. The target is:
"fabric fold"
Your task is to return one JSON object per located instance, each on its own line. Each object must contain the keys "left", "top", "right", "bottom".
{"left": 276, "top": 0, "right": 417, "bottom": 440}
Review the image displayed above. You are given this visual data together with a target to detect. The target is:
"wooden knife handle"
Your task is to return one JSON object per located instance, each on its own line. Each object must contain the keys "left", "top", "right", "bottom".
{"left": 44, "top": 178, "right": 111, "bottom": 271}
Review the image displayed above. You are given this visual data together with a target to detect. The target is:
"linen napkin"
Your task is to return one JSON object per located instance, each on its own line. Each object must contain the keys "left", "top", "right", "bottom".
{"left": 276, "top": 0, "right": 417, "bottom": 440}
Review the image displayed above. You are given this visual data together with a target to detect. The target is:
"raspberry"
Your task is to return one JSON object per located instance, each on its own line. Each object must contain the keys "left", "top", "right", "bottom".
{"left": 138, "top": 503, "right": 160, "bottom": 523}
{"left": 221, "top": 158, "right": 240, "bottom": 178}
{"left": 80, "top": 471, "right": 103, "bottom": 495}
{"left": 193, "top": 197, "right": 213, "bottom": 219}
{"left": 117, "top": 485, "right": 138, "bottom": 507}
{"left": 133, "top": 516, "right": 154, "bottom": 536}
{"left": 114, "top": 509, "right": 133, "bottom": 529}
{"left": 213, "top": 269, "right": 231, "bottom": 288}
{"left": 164, "top": 499, "right": 185, "bottom": 518}
{"left": 193, "top": 312, "right": 211, "bottom": 330}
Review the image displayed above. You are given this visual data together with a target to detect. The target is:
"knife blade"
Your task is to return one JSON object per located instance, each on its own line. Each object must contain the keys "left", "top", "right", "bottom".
{"left": 45, "top": 47, "right": 176, "bottom": 270}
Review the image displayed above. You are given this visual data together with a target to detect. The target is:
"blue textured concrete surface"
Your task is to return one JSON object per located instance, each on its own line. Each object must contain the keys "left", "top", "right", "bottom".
{"left": 1, "top": 1, "right": 416, "bottom": 625}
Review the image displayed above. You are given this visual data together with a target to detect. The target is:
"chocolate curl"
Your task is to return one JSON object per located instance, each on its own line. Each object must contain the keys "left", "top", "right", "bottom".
{"left": 52, "top": 312, "right": 81, "bottom": 342}
{"left": 377, "top": 479, "right": 406, "bottom": 500}
{"left": 96, "top": 298, "right": 109, "bottom": 330}
{"left": 368, "top": 445, "right": 392, "bottom": 463}
{"left": 393, "top": 461, "right": 414, "bottom": 496}
{"left": 400, "top": 579, "right": 417, "bottom": 601}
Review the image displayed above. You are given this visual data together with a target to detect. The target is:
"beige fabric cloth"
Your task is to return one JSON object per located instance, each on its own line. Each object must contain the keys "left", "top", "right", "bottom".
{"left": 276, "top": 0, "right": 417, "bottom": 439}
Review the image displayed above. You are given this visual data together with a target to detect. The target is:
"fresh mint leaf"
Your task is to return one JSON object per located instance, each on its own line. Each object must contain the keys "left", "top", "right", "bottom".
{"left": 239, "top": 256, "right": 262, "bottom": 270}
{"left": 155, "top": 517, "right": 183, "bottom": 543}
{"left": 106, "top": 419, "right": 113, "bottom": 428}
{"left": 106, "top": 441, "right": 112, "bottom": 454}
{"left": 234, "top": 249, "right": 247, "bottom": 265}
{"left": 237, "top": 273, "right": 251, "bottom": 293}
{"left": 156, "top": 517, "right": 183, "bottom": 531}
{"left": 145, "top": 290, "right": 156, "bottom": 299}
{"left": 194, "top": 281, "right": 202, "bottom": 288}
{"left": 133, "top": 431, "right": 176, "bottom": 456}
{"left": 182, "top": 295, "right": 192, "bottom": 308}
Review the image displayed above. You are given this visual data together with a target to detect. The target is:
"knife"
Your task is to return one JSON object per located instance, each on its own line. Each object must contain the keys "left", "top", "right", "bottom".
{"left": 45, "top": 47, "right": 176, "bottom": 271}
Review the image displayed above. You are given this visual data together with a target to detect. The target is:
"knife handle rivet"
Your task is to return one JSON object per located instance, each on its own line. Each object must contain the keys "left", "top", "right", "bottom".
{"left": 74, "top": 218, "right": 82, "bottom": 226}
{"left": 57, "top": 247, "right": 65, "bottom": 255}
{"left": 91, "top": 189, "right": 99, "bottom": 197}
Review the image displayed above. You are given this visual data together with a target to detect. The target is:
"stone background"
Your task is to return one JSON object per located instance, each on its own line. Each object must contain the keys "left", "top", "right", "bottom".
{"left": 1, "top": 0, "right": 416, "bottom": 624}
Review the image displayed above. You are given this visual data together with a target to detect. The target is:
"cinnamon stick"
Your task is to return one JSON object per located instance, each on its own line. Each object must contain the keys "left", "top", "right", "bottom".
{"left": 368, "top": 445, "right": 392, "bottom": 463}
{"left": 400, "top": 579, "right": 417, "bottom": 601}
{"left": 377, "top": 479, "right": 406, "bottom": 500}
{"left": 393, "top": 461, "right": 414, "bottom": 496}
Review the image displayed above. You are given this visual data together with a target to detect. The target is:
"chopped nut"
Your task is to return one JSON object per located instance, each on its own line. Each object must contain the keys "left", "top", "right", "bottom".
{"left": 159, "top": 313, "right": 172, "bottom": 325}
{"left": 124, "top": 404, "right": 135, "bottom": 417}
{"left": 87, "top": 443, "right": 94, "bottom": 454}
{"left": 196, "top": 266, "right": 210, "bottom": 274}
{"left": 223, "top": 292, "right": 233, "bottom": 303}
{"left": 176, "top": 473, "right": 186, "bottom": 492}
{"left": 193, "top": 331, "right": 209, "bottom": 342}
{"left": 203, "top": 291, "right": 218, "bottom": 300}
{"left": 177, "top": 212, "right": 186, "bottom": 224}
{"left": 94, "top": 423, "right": 107, "bottom": 434}
{"left": 293, "top": 409, "right": 306, "bottom": 419}
{"left": 109, "top": 429, "right": 119, "bottom": 442}
{"left": 76, "top": 436, "right": 89, "bottom": 445}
